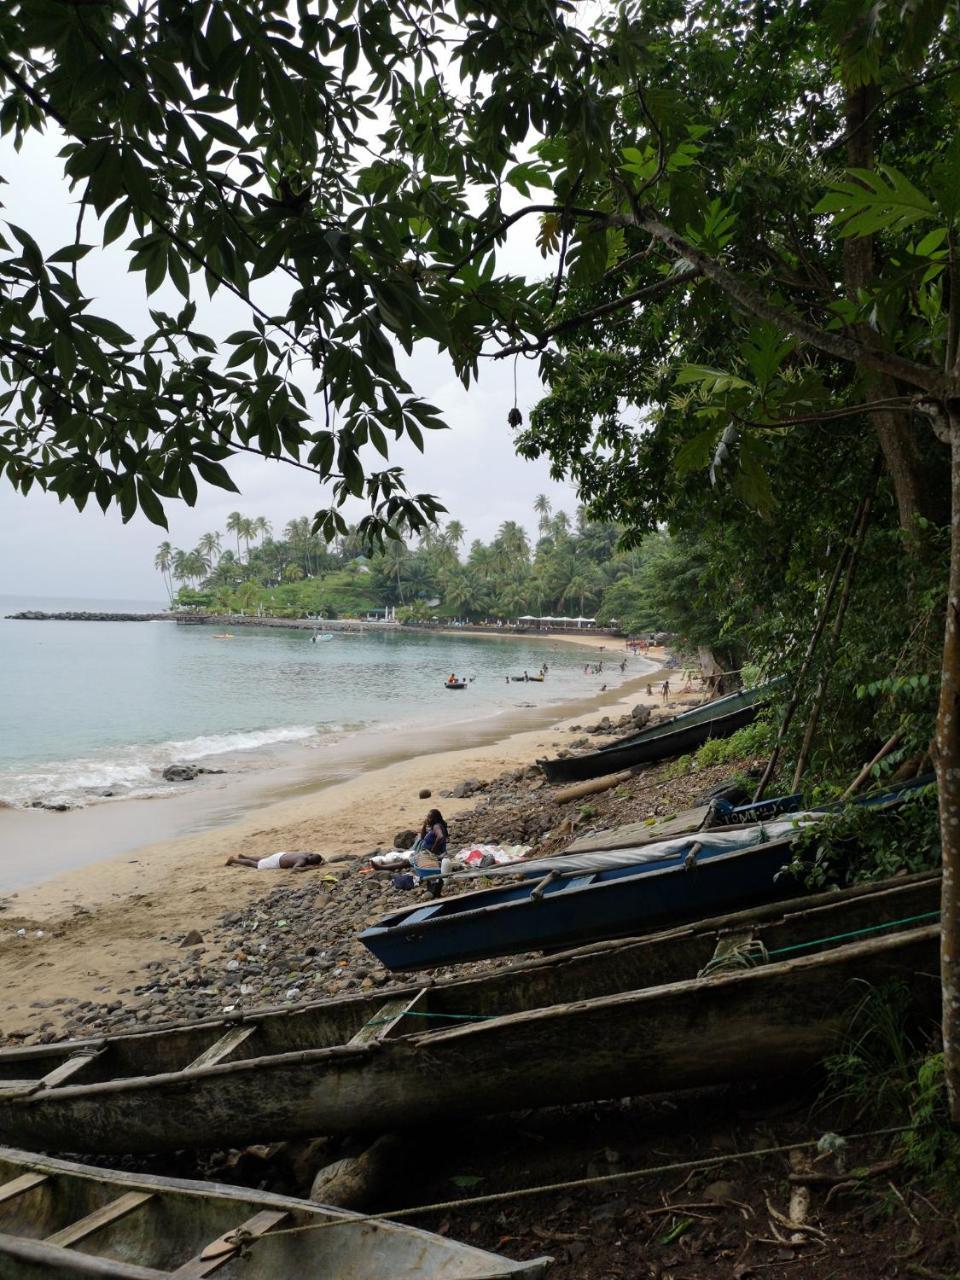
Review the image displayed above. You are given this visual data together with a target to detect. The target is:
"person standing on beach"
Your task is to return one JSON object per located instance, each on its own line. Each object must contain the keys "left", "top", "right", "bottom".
{"left": 661, "top": 679, "right": 670, "bottom": 703}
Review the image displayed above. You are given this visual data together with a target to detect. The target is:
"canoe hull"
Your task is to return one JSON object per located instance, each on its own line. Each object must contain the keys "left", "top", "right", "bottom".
{"left": 541, "top": 701, "right": 761, "bottom": 783}
{"left": 0, "top": 927, "right": 937, "bottom": 1156}
{"left": 0, "top": 874, "right": 940, "bottom": 1155}
{"left": 0, "top": 1148, "right": 547, "bottom": 1278}
{"left": 360, "top": 835, "right": 804, "bottom": 970}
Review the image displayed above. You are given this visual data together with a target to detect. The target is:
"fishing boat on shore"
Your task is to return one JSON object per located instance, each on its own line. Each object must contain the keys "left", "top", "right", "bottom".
{"left": 0, "top": 872, "right": 939, "bottom": 1155}
{"left": 0, "top": 1147, "right": 548, "bottom": 1278}
{"left": 361, "top": 818, "right": 814, "bottom": 969}
{"left": 360, "top": 778, "right": 930, "bottom": 969}
{"left": 539, "top": 680, "right": 782, "bottom": 783}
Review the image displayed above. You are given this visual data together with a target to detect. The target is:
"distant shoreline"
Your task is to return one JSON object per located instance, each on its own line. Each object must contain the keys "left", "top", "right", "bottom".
{"left": 4, "top": 609, "right": 627, "bottom": 644}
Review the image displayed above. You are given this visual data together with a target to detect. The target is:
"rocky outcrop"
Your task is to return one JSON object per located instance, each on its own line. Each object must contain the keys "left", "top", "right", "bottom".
{"left": 161, "top": 764, "right": 226, "bottom": 782}
{"left": 6, "top": 611, "right": 170, "bottom": 622}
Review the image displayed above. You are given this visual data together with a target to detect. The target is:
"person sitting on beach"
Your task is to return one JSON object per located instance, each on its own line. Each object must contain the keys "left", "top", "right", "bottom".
{"left": 412, "top": 808, "right": 448, "bottom": 861}
{"left": 225, "top": 851, "right": 325, "bottom": 871}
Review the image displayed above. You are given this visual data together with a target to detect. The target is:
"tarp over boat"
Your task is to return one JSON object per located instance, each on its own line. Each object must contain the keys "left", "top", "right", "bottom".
{"left": 446, "top": 814, "right": 821, "bottom": 881}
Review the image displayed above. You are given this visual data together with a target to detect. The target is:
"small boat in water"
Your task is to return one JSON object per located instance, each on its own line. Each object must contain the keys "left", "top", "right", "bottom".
{"left": 0, "top": 871, "right": 939, "bottom": 1155}
{"left": 210, "top": 633, "right": 234, "bottom": 640}
{"left": 0, "top": 1147, "right": 548, "bottom": 1277}
{"left": 539, "top": 680, "right": 782, "bottom": 783}
{"left": 444, "top": 679, "right": 467, "bottom": 690}
{"left": 311, "top": 632, "right": 333, "bottom": 643}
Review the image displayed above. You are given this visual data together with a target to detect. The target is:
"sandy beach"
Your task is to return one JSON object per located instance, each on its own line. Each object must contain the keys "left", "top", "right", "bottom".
{"left": 0, "top": 641, "right": 678, "bottom": 1037}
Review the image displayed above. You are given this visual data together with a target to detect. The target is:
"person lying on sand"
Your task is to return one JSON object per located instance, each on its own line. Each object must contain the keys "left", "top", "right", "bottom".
{"left": 225, "top": 851, "right": 325, "bottom": 871}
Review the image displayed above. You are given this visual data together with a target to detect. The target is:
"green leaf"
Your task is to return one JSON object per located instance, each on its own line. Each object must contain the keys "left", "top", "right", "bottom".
{"left": 674, "top": 428, "right": 719, "bottom": 476}
{"left": 675, "top": 365, "right": 753, "bottom": 394}
{"left": 47, "top": 243, "right": 93, "bottom": 264}
{"left": 814, "top": 165, "right": 937, "bottom": 239}
{"left": 136, "top": 479, "right": 168, "bottom": 528}
{"left": 195, "top": 458, "right": 240, "bottom": 492}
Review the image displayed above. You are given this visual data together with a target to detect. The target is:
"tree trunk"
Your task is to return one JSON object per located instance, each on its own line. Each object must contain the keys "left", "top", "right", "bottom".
{"left": 843, "top": 86, "right": 949, "bottom": 530}
{"left": 935, "top": 413, "right": 960, "bottom": 1124}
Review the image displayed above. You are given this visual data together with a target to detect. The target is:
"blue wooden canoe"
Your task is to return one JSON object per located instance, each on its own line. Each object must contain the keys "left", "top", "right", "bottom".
{"left": 360, "top": 818, "right": 815, "bottom": 970}
{"left": 539, "top": 679, "right": 783, "bottom": 783}
{"left": 361, "top": 780, "right": 934, "bottom": 970}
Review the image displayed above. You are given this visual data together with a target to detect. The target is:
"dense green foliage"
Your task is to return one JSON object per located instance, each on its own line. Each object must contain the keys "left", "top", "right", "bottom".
{"left": 158, "top": 498, "right": 676, "bottom": 625}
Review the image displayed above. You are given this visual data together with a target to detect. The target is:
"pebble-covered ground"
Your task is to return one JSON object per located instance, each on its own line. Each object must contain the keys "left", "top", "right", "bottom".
{"left": 9, "top": 711, "right": 757, "bottom": 1047}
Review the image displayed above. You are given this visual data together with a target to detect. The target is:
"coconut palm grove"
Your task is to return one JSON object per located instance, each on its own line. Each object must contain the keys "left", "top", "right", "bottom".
{"left": 154, "top": 498, "right": 682, "bottom": 631}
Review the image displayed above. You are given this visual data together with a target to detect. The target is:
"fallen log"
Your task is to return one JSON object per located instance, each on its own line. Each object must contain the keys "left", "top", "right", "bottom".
{"left": 554, "top": 769, "right": 634, "bottom": 805}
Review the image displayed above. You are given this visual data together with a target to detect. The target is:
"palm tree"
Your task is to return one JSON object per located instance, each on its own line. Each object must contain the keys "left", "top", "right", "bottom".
{"left": 225, "top": 512, "right": 244, "bottom": 560}
{"left": 193, "top": 543, "right": 212, "bottom": 576}
{"left": 493, "top": 520, "right": 531, "bottom": 572}
{"left": 445, "top": 519, "right": 465, "bottom": 548}
{"left": 382, "top": 536, "right": 409, "bottom": 602}
{"left": 552, "top": 510, "right": 571, "bottom": 537}
{"left": 154, "top": 542, "right": 173, "bottom": 599}
{"left": 197, "top": 531, "right": 221, "bottom": 564}
{"left": 185, "top": 549, "right": 209, "bottom": 584}
{"left": 239, "top": 516, "right": 256, "bottom": 561}
{"left": 171, "top": 547, "right": 189, "bottom": 586}
{"left": 254, "top": 516, "right": 272, "bottom": 548}
{"left": 533, "top": 494, "right": 552, "bottom": 534}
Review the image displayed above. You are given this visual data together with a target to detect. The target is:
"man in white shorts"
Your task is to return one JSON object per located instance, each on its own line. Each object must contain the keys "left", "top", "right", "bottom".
{"left": 225, "top": 851, "right": 324, "bottom": 871}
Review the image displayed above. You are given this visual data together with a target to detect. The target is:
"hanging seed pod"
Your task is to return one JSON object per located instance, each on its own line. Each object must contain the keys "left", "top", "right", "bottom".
{"left": 507, "top": 407, "right": 523, "bottom": 427}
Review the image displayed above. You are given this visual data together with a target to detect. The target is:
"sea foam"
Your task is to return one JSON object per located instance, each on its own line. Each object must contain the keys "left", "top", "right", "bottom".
{"left": 0, "top": 723, "right": 325, "bottom": 810}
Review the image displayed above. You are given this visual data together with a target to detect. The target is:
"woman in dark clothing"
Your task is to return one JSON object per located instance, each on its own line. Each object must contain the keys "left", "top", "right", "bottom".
{"left": 417, "top": 808, "right": 448, "bottom": 858}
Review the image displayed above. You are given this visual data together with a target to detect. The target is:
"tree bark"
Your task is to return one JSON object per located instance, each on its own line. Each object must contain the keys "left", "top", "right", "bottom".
{"left": 843, "top": 85, "right": 950, "bottom": 530}
{"left": 935, "top": 413, "right": 960, "bottom": 1124}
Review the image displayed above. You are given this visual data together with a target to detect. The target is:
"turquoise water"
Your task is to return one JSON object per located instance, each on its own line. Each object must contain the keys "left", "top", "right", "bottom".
{"left": 0, "top": 596, "right": 633, "bottom": 810}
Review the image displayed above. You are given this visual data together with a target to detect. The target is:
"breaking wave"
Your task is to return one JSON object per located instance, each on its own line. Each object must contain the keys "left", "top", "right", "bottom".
{"left": 0, "top": 723, "right": 329, "bottom": 810}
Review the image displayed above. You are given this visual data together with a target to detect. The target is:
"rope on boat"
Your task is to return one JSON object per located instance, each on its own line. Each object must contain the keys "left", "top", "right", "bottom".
{"left": 697, "top": 937, "right": 769, "bottom": 978}
{"left": 361, "top": 912, "right": 943, "bottom": 1028}
{"left": 248, "top": 1124, "right": 919, "bottom": 1244}
{"left": 767, "top": 910, "right": 941, "bottom": 958}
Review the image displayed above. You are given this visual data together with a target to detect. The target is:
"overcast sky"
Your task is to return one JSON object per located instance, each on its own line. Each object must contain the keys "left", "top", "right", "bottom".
{"left": 0, "top": 125, "right": 579, "bottom": 604}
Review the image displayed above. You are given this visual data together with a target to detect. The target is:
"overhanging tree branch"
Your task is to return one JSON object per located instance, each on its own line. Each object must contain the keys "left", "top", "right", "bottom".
{"left": 492, "top": 268, "right": 702, "bottom": 358}
{"left": 632, "top": 210, "right": 959, "bottom": 397}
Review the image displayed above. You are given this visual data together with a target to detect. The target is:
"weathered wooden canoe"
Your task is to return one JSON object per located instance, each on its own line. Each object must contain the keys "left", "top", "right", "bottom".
{"left": 539, "top": 681, "right": 781, "bottom": 783}
{"left": 0, "top": 1146, "right": 549, "bottom": 1278}
{"left": 0, "top": 872, "right": 940, "bottom": 1155}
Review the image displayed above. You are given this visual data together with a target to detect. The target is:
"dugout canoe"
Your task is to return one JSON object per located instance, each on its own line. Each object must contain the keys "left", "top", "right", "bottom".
{"left": 539, "top": 680, "right": 781, "bottom": 783}
{"left": 0, "top": 1147, "right": 549, "bottom": 1278}
{"left": 0, "top": 871, "right": 940, "bottom": 1156}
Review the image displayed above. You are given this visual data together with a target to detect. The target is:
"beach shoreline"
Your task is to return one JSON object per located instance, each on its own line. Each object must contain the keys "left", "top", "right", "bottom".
{"left": 0, "top": 645, "right": 680, "bottom": 1036}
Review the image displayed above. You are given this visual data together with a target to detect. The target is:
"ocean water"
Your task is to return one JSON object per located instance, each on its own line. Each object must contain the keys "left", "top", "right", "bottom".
{"left": 0, "top": 596, "right": 639, "bottom": 811}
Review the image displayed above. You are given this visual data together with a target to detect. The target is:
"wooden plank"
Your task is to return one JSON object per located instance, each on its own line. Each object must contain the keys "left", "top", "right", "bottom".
{"left": 0, "top": 1171, "right": 47, "bottom": 1204}
{"left": 169, "top": 1208, "right": 289, "bottom": 1277}
{"left": 45, "top": 1191, "right": 153, "bottom": 1248}
{"left": 0, "top": 1080, "right": 45, "bottom": 1098}
{"left": 0, "top": 1232, "right": 170, "bottom": 1278}
{"left": 567, "top": 806, "right": 711, "bottom": 853}
{"left": 184, "top": 1024, "right": 257, "bottom": 1073}
{"left": 348, "top": 989, "right": 428, "bottom": 1044}
{"left": 39, "top": 1049, "right": 105, "bottom": 1091}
